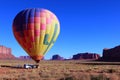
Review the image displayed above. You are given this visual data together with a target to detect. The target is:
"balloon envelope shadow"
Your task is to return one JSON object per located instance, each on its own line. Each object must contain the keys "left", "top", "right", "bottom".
{"left": 1, "top": 64, "right": 39, "bottom": 69}
{"left": 1, "top": 65, "right": 24, "bottom": 69}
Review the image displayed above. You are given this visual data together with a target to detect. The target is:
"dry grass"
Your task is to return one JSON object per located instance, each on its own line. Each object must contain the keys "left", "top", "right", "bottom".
{"left": 0, "top": 60, "right": 119, "bottom": 80}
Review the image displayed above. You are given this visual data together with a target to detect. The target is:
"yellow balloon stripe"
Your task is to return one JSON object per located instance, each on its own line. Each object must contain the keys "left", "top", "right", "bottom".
{"left": 43, "top": 23, "right": 59, "bottom": 55}
{"left": 43, "top": 22, "right": 55, "bottom": 53}
{"left": 38, "top": 30, "right": 46, "bottom": 55}
{"left": 53, "top": 22, "right": 60, "bottom": 42}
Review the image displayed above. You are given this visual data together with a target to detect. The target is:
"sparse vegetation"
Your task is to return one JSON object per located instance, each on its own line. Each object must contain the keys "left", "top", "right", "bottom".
{"left": 0, "top": 60, "right": 119, "bottom": 80}
{"left": 91, "top": 74, "right": 109, "bottom": 80}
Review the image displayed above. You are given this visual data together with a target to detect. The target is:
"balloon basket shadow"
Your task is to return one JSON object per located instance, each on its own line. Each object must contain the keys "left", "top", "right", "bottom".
{"left": 0, "top": 64, "right": 40, "bottom": 69}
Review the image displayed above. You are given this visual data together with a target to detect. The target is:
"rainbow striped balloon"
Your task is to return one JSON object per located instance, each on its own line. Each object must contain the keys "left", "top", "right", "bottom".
{"left": 12, "top": 8, "right": 60, "bottom": 63}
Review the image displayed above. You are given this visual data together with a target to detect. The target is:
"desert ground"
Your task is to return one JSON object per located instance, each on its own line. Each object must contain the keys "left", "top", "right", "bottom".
{"left": 0, "top": 59, "right": 119, "bottom": 80}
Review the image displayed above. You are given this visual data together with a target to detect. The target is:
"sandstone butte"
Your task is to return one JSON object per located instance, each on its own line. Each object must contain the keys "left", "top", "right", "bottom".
{"left": 72, "top": 52, "right": 100, "bottom": 60}
{"left": 0, "top": 45, "right": 15, "bottom": 59}
{"left": 102, "top": 45, "right": 120, "bottom": 61}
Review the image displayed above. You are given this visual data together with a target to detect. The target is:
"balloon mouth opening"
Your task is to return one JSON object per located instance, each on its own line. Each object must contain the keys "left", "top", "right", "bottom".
{"left": 35, "top": 60, "right": 40, "bottom": 63}
{"left": 31, "top": 55, "right": 43, "bottom": 63}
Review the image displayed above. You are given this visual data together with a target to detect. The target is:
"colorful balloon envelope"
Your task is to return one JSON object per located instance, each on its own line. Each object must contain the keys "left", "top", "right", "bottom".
{"left": 12, "top": 8, "right": 60, "bottom": 63}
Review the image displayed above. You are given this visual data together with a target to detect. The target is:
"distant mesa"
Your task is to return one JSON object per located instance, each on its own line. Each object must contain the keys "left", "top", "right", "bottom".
{"left": 0, "top": 45, "right": 15, "bottom": 59}
{"left": 2, "top": 44, "right": 120, "bottom": 62}
{"left": 101, "top": 45, "right": 120, "bottom": 61}
{"left": 18, "top": 56, "right": 44, "bottom": 60}
{"left": 72, "top": 52, "right": 100, "bottom": 60}
{"left": 51, "top": 54, "right": 64, "bottom": 60}
{"left": 19, "top": 56, "right": 31, "bottom": 60}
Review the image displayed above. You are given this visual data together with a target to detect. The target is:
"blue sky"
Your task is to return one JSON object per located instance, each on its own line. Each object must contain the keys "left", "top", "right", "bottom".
{"left": 0, "top": 0, "right": 120, "bottom": 59}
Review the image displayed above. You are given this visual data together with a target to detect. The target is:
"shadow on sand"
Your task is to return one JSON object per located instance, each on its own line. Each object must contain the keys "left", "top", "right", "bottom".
{"left": 0, "top": 65, "right": 24, "bottom": 69}
{"left": 0, "top": 64, "right": 39, "bottom": 69}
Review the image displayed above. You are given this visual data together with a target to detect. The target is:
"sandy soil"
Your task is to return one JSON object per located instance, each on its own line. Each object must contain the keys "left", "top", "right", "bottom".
{"left": 0, "top": 60, "right": 119, "bottom": 80}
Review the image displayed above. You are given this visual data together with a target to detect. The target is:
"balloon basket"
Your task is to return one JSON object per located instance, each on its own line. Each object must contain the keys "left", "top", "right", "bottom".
{"left": 23, "top": 64, "right": 39, "bottom": 69}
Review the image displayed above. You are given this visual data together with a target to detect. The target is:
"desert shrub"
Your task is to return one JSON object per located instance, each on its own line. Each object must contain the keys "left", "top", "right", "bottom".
{"left": 107, "top": 69, "right": 116, "bottom": 73}
{"left": 59, "top": 76, "right": 75, "bottom": 80}
{"left": 108, "top": 74, "right": 119, "bottom": 80}
{"left": 63, "top": 73, "right": 70, "bottom": 77}
{"left": 65, "top": 77, "right": 74, "bottom": 80}
{"left": 86, "top": 69, "right": 92, "bottom": 72}
{"left": 91, "top": 74, "right": 110, "bottom": 80}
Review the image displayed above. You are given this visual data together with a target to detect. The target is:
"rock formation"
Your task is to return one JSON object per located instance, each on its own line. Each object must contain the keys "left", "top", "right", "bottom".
{"left": 72, "top": 52, "right": 100, "bottom": 60}
{"left": 102, "top": 45, "right": 120, "bottom": 61}
{"left": 0, "top": 45, "right": 15, "bottom": 59}
{"left": 19, "top": 56, "right": 31, "bottom": 59}
{"left": 19, "top": 56, "right": 45, "bottom": 60}
{"left": 52, "top": 54, "right": 64, "bottom": 60}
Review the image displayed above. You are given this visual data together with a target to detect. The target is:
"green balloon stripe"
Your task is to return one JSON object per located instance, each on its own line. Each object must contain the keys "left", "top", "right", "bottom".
{"left": 43, "top": 24, "right": 58, "bottom": 55}
{"left": 43, "top": 34, "right": 49, "bottom": 45}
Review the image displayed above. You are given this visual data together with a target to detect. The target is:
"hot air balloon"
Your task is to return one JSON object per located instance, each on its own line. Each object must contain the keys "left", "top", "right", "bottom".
{"left": 12, "top": 8, "right": 60, "bottom": 63}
